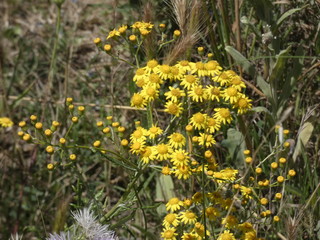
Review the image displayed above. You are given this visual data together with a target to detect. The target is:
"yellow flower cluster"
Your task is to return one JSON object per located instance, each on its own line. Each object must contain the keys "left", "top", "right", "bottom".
{"left": 131, "top": 21, "right": 153, "bottom": 35}
{"left": 95, "top": 21, "right": 155, "bottom": 53}
{"left": 0, "top": 117, "right": 13, "bottom": 128}
{"left": 129, "top": 57, "right": 252, "bottom": 181}
{"left": 16, "top": 98, "right": 130, "bottom": 170}
{"left": 131, "top": 59, "right": 252, "bottom": 148}
{"left": 132, "top": 59, "right": 251, "bottom": 114}
{"left": 161, "top": 193, "right": 266, "bottom": 240}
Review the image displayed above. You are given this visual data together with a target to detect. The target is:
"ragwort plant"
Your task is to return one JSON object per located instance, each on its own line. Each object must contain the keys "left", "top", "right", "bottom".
{"left": 16, "top": 19, "right": 299, "bottom": 240}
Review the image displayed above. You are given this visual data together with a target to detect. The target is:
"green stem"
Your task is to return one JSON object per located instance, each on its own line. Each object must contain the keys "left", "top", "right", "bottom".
{"left": 146, "top": 102, "right": 154, "bottom": 128}
{"left": 102, "top": 167, "right": 144, "bottom": 221}
{"left": 47, "top": 4, "right": 61, "bottom": 97}
{"left": 201, "top": 159, "right": 208, "bottom": 240}
{"left": 133, "top": 186, "right": 147, "bottom": 240}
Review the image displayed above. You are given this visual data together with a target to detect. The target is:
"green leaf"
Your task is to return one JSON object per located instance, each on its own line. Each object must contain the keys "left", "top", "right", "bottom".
{"left": 155, "top": 174, "right": 175, "bottom": 215}
{"left": 155, "top": 174, "right": 175, "bottom": 201}
{"left": 251, "top": 106, "right": 271, "bottom": 114}
{"left": 257, "top": 75, "right": 272, "bottom": 100}
{"left": 225, "top": 46, "right": 255, "bottom": 76}
{"left": 268, "top": 46, "right": 291, "bottom": 85}
{"left": 274, "top": 6, "right": 307, "bottom": 33}
{"left": 293, "top": 121, "right": 314, "bottom": 161}
{"left": 285, "top": 185, "right": 304, "bottom": 197}
{"left": 280, "top": 46, "right": 304, "bottom": 106}
{"left": 221, "top": 128, "right": 246, "bottom": 164}
{"left": 240, "top": 16, "right": 262, "bottom": 40}
{"left": 249, "top": 0, "right": 273, "bottom": 24}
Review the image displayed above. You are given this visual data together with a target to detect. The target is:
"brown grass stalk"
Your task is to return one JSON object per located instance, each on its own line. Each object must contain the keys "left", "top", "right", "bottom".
{"left": 164, "top": 0, "right": 206, "bottom": 64}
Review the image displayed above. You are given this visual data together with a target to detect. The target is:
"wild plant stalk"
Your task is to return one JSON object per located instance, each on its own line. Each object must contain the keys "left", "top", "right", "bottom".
{"left": 42, "top": 2, "right": 62, "bottom": 120}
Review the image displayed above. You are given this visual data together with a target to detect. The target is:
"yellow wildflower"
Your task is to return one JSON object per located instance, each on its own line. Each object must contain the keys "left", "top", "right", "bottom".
{"left": 179, "top": 211, "right": 197, "bottom": 225}
{"left": 166, "top": 197, "right": 183, "bottom": 212}
{"left": 0, "top": 117, "right": 13, "bottom": 128}
{"left": 106, "top": 29, "right": 120, "bottom": 39}
{"left": 214, "top": 108, "right": 233, "bottom": 125}
{"left": 168, "top": 132, "right": 186, "bottom": 149}
{"left": 164, "top": 101, "right": 183, "bottom": 117}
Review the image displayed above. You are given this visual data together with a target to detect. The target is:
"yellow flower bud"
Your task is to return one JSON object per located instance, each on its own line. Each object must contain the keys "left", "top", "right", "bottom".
{"left": 46, "top": 145, "right": 54, "bottom": 154}
{"left": 204, "top": 170, "right": 212, "bottom": 176}
{"left": 182, "top": 199, "right": 192, "bottom": 208}
{"left": 197, "top": 46, "right": 204, "bottom": 56}
{"left": 52, "top": 121, "right": 60, "bottom": 127}
{"left": 260, "top": 198, "right": 268, "bottom": 205}
{"left": 277, "top": 176, "right": 285, "bottom": 183}
{"left": 19, "top": 121, "right": 26, "bottom": 127}
{"left": 288, "top": 169, "right": 296, "bottom": 177}
{"left": 59, "top": 138, "right": 66, "bottom": 144}
{"left": 78, "top": 106, "right": 85, "bottom": 112}
{"left": 18, "top": 131, "right": 24, "bottom": 137}
{"left": 69, "top": 154, "right": 77, "bottom": 161}
{"left": 129, "top": 35, "right": 137, "bottom": 42}
{"left": 104, "top": 44, "right": 112, "bottom": 52}
{"left": 103, "top": 127, "right": 110, "bottom": 134}
{"left": 279, "top": 157, "right": 286, "bottom": 164}
{"left": 245, "top": 157, "right": 253, "bottom": 164}
{"left": 71, "top": 116, "right": 78, "bottom": 123}
{"left": 185, "top": 124, "right": 193, "bottom": 132}
{"left": 23, "top": 133, "right": 31, "bottom": 141}
{"left": 271, "top": 162, "right": 278, "bottom": 170}
{"left": 47, "top": 163, "right": 54, "bottom": 170}
{"left": 121, "top": 139, "right": 129, "bottom": 146}
{"left": 96, "top": 121, "right": 103, "bottom": 127}
{"left": 66, "top": 97, "right": 73, "bottom": 103}
{"left": 204, "top": 150, "right": 213, "bottom": 158}
{"left": 44, "top": 129, "right": 52, "bottom": 136}
{"left": 283, "top": 129, "right": 290, "bottom": 135}
{"left": 135, "top": 121, "right": 141, "bottom": 126}
{"left": 243, "top": 149, "right": 251, "bottom": 155}
{"left": 30, "top": 115, "right": 37, "bottom": 121}
{"left": 35, "top": 122, "right": 43, "bottom": 129}
{"left": 117, "top": 126, "right": 125, "bottom": 132}
{"left": 192, "top": 136, "right": 198, "bottom": 143}
{"left": 162, "top": 166, "right": 171, "bottom": 175}
{"left": 233, "top": 184, "right": 240, "bottom": 190}
{"left": 255, "top": 167, "right": 262, "bottom": 174}
{"left": 93, "top": 140, "right": 101, "bottom": 147}
{"left": 140, "top": 29, "right": 150, "bottom": 36}
{"left": 283, "top": 141, "right": 290, "bottom": 148}
{"left": 275, "top": 193, "right": 282, "bottom": 200}
{"left": 173, "top": 30, "right": 181, "bottom": 37}
{"left": 260, "top": 211, "right": 267, "bottom": 218}
{"left": 273, "top": 216, "right": 280, "bottom": 222}
{"left": 263, "top": 179, "right": 270, "bottom": 186}
{"left": 207, "top": 53, "right": 214, "bottom": 59}
{"left": 197, "top": 46, "right": 204, "bottom": 52}
{"left": 112, "top": 122, "right": 120, "bottom": 127}
{"left": 94, "top": 37, "right": 101, "bottom": 44}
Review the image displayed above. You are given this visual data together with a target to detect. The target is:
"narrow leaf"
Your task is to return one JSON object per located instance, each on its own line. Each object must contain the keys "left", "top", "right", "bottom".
{"left": 269, "top": 46, "right": 291, "bottom": 85}
{"left": 275, "top": 6, "right": 307, "bottom": 32}
{"left": 293, "top": 121, "right": 314, "bottom": 161}
{"left": 257, "top": 75, "right": 272, "bottom": 100}
{"left": 225, "top": 46, "right": 255, "bottom": 76}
